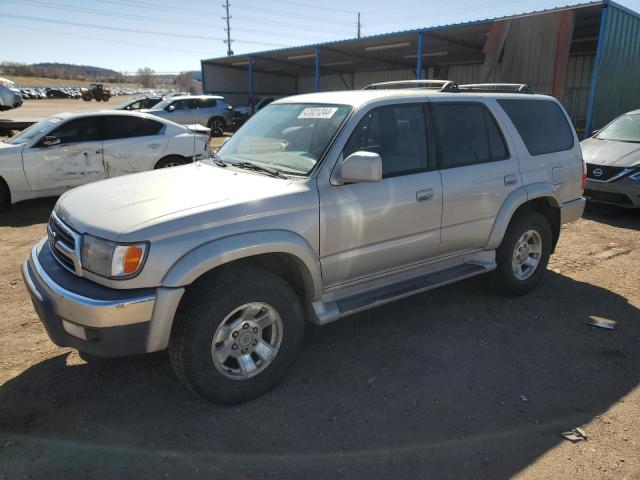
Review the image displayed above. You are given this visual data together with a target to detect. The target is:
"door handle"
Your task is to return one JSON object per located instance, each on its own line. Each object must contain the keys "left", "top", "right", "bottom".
{"left": 416, "top": 189, "right": 434, "bottom": 202}
{"left": 148, "top": 143, "right": 160, "bottom": 149}
{"left": 504, "top": 174, "right": 518, "bottom": 186}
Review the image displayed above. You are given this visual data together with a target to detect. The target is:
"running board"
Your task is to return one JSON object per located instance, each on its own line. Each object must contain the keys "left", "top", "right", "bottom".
{"left": 310, "top": 263, "right": 490, "bottom": 325}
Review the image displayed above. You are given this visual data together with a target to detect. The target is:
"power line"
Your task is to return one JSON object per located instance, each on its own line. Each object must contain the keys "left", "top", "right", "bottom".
{"left": 2, "top": 13, "right": 292, "bottom": 47}
{"left": 240, "top": 0, "right": 355, "bottom": 14}
{"left": 223, "top": 0, "right": 234, "bottom": 56}
{"left": 231, "top": 4, "right": 355, "bottom": 26}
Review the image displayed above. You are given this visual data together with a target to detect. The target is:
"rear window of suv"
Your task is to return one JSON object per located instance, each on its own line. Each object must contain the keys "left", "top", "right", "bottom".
{"left": 498, "top": 99, "right": 574, "bottom": 156}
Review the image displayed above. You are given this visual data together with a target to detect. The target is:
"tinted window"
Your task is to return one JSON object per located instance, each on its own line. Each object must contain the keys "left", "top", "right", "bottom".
{"left": 498, "top": 99, "right": 573, "bottom": 155}
{"left": 199, "top": 98, "right": 218, "bottom": 108}
{"left": 433, "top": 103, "right": 508, "bottom": 168}
{"left": 48, "top": 117, "right": 100, "bottom": 145}
{"left": 171, "top": 99, "right": 198, "bottom": 110}
{"left": 344, "top": 104, "right": 429, "bottom": 177}
{"left": 103, "top": 116, "right": 164, "bottom": 140}
{"left": 124, "top": 100, "right": 142, "bottom": 110}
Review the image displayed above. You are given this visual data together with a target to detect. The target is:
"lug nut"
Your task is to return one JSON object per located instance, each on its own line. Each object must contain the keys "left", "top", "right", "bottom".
{"left": 232, "top": 344, "right": 238, "bottom": 350}
{"left": 253, "top": 327, "right": 258, "bottom": 333}
{"left": 252, "top": 340, "right": 258, "bottom": 346}
{"left": 232, "top": 331, "right": 239, "bottom": 338}
{"left": 243, "top": 323, "right": 249, "bottom": 329}
{"left": 241, "top": 348, "right": 248, "bottom": 354}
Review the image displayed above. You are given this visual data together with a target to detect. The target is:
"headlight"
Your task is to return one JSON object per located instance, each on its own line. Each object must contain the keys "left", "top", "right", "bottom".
{"left": 629, "top": 169, "right": 640, "bottom": 181}
{"left": 81, "top": 234, "right": 148, "bottom": 278}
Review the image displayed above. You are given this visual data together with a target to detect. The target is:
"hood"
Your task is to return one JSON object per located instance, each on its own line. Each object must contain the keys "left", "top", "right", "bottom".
{"left": 56, "top": 162, "right": 308, "bottom": 240}
{"left": 580, "top": 137, "right": 640, "bottom": 167}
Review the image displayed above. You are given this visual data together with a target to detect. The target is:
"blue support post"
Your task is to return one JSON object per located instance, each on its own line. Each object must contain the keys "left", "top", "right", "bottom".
{"left": 585, "top": 3, "right": 609, "bottom": 139}
{"left": 416, "top": 32, "right": 423, "bottom": 80}
{"left": 248, "top": 55, "right": 254, "bottom": 114}
{"left": 315, "top": 47, "right": 321, "bottom": 92}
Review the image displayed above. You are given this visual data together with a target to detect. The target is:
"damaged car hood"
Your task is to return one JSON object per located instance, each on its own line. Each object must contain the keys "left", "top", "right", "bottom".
{"left": 56, "top": 162, "right": 311, "bottom": 240}
{"left": 581, "top": 137, "right": 640, "bottom": 167}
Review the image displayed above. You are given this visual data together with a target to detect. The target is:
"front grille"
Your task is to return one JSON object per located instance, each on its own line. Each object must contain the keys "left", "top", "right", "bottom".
{"left": 47, "top": 212, "right": 82, "bottom": 275}
{"left": 586, "top": 163, "right": 628, "bottom": 181}
{"left": 584, "top": 189, "right": 633, "bottom": 205}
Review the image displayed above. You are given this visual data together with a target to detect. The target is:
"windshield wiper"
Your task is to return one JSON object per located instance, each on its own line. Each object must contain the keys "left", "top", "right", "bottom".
{"left": 231, "top": 161, "right": 289, "bottom": 179}
{"left": 209, "top": 152, "right": 228, "bottom": 167}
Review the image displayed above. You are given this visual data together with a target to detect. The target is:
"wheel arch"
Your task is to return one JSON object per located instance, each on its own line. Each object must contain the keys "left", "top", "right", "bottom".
{"left": 162, "top": 230, "right": 322, "bottom": 301}
{"left": 0, "top": 175, "right": 11, "bottom": 205}
{"left": 486, "top": 183, "right": 561, "bottom": 251}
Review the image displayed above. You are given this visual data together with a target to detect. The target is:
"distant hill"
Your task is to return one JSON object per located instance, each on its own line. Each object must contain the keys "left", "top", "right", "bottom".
{"left": 0, "top": 62, "right": 126, "bottom": 82}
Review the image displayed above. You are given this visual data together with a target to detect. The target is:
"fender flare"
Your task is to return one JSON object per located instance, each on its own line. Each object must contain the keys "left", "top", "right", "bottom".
{"left": 485, "top": 182, "right": 560, "bottom": 250}
{"left": 162, "top": 229, "right": 323, "bottom": 299}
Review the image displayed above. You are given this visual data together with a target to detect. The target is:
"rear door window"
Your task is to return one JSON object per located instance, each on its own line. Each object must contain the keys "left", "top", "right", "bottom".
{"left": 433, "top": 103, "right": 508, "bottom": 168}
{"left": 498, "top": 99, "right": 574, "bottom": 155}
{"left": 199, "top": 98, "right": 218, "bottom": 108}
{"left": 103, "top": 116, "right": 164, "bottom": 140}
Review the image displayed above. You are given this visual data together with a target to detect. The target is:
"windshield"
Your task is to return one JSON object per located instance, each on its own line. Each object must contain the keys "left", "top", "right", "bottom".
{"left": 596, "top": 114, "right": 640, "bottom": 143}
{"left": 6, "top": 117, "right": 62, "bottom": 145}
{"left": 215, "top": 103, "right": 351, "bottom": 175}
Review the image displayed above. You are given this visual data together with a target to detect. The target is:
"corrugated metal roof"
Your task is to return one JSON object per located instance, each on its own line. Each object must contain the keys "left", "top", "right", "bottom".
{"left": 202, "top": 1, "right": 604, "bottom": 63}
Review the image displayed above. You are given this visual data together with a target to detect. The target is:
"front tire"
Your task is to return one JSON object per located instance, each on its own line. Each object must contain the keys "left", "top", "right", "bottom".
{"left": 154, "top": 156, "right": 188, "bottom": 169}
{"left": 169, "top": 267, "right": 305, "bottom": 404}
{"left": 494, "top": 209, "right": 552, "bottom": 296}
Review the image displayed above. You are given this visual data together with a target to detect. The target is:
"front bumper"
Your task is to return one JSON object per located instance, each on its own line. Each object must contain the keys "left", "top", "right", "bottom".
{"left": 585, "top": 178, "right": 640, "bottom": 208}
{"left": 22, "top": 240, "right": 157, "bottom": 357}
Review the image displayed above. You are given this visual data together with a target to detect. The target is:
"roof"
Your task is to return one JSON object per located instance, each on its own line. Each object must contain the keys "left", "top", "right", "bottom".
{"left": 274, "top": 89, "right": 556, "bottom": 109}
{"left": 163, "top": 94, "right": 224, "bottom": 100}
{"left": 50, "top": 110, "right": 185, "bottom": 123}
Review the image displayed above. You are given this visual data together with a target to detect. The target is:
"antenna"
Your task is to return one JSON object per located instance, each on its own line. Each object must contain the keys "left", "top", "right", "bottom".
{"left": 222, "top": 0, "right": 234, "bottom": 56}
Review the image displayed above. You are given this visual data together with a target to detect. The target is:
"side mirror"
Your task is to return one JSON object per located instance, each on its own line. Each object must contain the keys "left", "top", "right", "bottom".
{"left": 167, "top": 105, "right": 175, "bottom": 112}
{"left": 332, "top": 151, "right": 382, "bottom": 185}
{"left": 41, "top": 135, "right": 60, "bottom": 147}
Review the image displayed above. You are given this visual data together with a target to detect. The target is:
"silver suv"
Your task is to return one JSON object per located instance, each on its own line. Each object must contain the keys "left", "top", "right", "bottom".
{"left": 145, "top": 95, "right": 234, "bottom": 136}
{"left": 0, "top": 77, "right": 22, "bottom": 110}
{"left": 22, "top": 83, "right": 585, "bottom": 404}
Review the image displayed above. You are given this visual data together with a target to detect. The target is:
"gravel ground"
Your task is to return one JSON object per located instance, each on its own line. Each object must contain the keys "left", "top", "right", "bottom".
{"left": 0, "top": 198, "right": 638, "bottom": 479}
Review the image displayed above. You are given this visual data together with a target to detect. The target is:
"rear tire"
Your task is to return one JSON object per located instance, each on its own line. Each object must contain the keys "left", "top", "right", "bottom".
{"left": 207, "top": 117, "right": 226, "bottom": 137}
{"left": 493, "top": 209, "right": 552, "bottom": 296}
{"left": 154, "top": 156, "right": 188, "bottom": 169}
{"left": 169, "top": 267, "right": 305, "bottom": 404}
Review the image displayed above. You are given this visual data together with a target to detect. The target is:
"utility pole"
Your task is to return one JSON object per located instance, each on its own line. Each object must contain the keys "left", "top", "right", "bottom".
{"left": 357, "top": 12, "right": 361, "bottom": 38}
{"left": 223, "top": 0, "right": 234, "bottom": 56}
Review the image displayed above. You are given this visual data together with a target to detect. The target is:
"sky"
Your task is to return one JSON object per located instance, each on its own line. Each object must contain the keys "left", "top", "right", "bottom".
{"left": 2, "top": 0, "right": 640, "bottom": 74}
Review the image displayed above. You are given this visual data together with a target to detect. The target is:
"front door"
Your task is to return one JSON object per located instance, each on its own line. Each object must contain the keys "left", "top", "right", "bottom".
{"left": 320, "top": 103, "right": 443, "bottom": 288}
{"left": 22, "top": 116, "right": 104, "bottom": 192}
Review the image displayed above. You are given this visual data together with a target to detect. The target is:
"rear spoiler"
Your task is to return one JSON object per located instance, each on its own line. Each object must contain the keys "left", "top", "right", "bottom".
{"left": 184, "top": 124, "right": 211, "bottom": 136}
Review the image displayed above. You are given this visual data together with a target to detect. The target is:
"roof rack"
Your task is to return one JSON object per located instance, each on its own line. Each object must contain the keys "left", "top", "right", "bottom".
{"left": 363, "top": 80, "right": 459, "bottom": 92}
{"left": 457, "top": 83, "right": 534, "bottom": 94}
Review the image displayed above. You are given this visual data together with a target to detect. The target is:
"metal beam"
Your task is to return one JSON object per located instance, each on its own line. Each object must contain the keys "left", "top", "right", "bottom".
{"left": 428, "top": 32, "right": 481, "bottom": 51}
{"left": 585, "top": 3, "right": 609, "bottom": 138}
{"left": 320, "top": 46, "right": 416, "bottom": 70}
{"left": 315, "top": 47, "right": 320, "bottom": 92}
{"left": 248, "top": 55, "right": 254, "bottom": 112}
{"left": 416, "top": 32, "right": 423, "bottom": 79}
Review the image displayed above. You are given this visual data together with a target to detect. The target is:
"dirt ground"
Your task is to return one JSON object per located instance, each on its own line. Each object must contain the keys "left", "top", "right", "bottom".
{"left": 0, "top": 196, "right": 638, "bottom": 478}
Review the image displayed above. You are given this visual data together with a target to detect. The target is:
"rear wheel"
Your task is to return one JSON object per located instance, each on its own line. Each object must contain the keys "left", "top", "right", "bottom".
{"left": 169, "top": 267, "right": 305, "bottom": 404}
{"left": 207, "top": 117, "right": 226, "bottom": 137}
{"left": 154, "top": 156, "right": 188, "bottom": 169}
{"left": 494, "top": 209, "right": 552, "bottom": 295}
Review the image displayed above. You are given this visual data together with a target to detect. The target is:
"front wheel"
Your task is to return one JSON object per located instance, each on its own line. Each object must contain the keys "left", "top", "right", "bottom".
{"left": 207, "top": 117, "right": 226, "bottom": 137}
{"left": 154, "top": 156, "right": 187, "bottom": 169}
{"left": 169, "top": 267, "right": 305, "bottom": 404}
{"left": 493, "top": 210, "right": 552, "bottom": 295}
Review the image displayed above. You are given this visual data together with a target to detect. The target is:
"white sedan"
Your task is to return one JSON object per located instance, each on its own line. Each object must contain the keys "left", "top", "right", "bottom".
{"left": 0, "top": 111, "right": 211, "bottom": 205}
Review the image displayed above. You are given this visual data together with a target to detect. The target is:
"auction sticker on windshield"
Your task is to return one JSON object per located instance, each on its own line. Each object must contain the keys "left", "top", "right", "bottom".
{"left": 297, "top": 107, "right": 338, "bottom": 119}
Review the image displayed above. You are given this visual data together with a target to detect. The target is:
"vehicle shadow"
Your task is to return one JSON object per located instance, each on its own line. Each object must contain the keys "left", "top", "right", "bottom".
{"left": 1, "top": 271, "right": 638, "bottom": 479}
{"left": 583, "top": 202, "right": 640, "bottom": 230}
{"left": 0, "top": 197, "right": 56, "bottom": 227}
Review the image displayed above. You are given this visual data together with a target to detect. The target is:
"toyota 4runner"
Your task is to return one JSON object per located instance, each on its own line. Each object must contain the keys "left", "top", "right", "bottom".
{"left": 22, "top": 83, "right": 586, "bottom": 404}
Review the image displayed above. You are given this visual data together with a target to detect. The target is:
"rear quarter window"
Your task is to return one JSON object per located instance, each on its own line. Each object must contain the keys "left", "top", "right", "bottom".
{"left": 498, "top": 99, "right": 574, "bottom": 156}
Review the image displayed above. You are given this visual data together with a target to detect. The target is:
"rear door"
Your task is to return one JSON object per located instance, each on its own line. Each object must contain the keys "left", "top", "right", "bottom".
{"left": 101, "top": 115, "right": 169, "bottom": 175}
{"left": 432, "top": 100, "right": 520, "bottom": 255}
{"left": 21, "top": 116, "right": 104, "bottom": 192}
